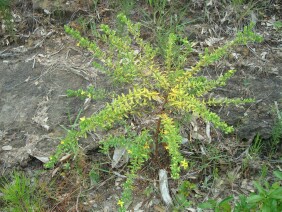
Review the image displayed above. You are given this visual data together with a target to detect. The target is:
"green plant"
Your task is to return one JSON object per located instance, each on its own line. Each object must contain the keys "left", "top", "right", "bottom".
{"left": 273, "top": 21, "right": 282, "bottom": 32}
{"left": 89, "top": 165, "right": 101, "bottom": 186}
{"left": 0, "top": 172, "right": 45, "bottom": 211}
{"left": 0, "top": 0, "right": 14, "bottom": 38}
{"left": 248, "top": 178, "right": 282, "bottom": 211}
{"left": 241, "top": 134, "right": 263, "bottom": 174}
{"left": 200, "top": 170, "right": 282, "bottom": 211}
{"left": 121, "top": 0, "right": 135, "bottom": 16}
{"left": 172, "top": 180, "right": 195, "bottom": 211}
{"left": 45, "top": 13, "right": 262, "bottom": 210}
{"left": 142, "top": 0, "right": 190, "bottom": 45}
{"left": 0, "top": 0, "right": 10, "bottom": 11}
{"left": 146, "top": 0, "right": 168, "bottom": 24}
{"left": 232, "top": 0, "right": 246, "bottom": 6}
{"left": 249, "top": 134, "right": 263, "bottom": 156}
{"left": 235, "top": 170, "right": 282, "bottom": 212}
{"left": 146, "top": 0, "right": 167, "bottom": 7}
{"left": 143, "top": 185, "right": 154, "bottom": 197}
{"left": 259, "top": 163, "right": 268, "bottom": 182}
{"left": 172, "top": 194, "right": 191, "bottom": 212}
{"left": 177, "top": 180, "right": 196, "bottom": 198}
{"left": 199, "top": 196, "right": 233, "bottom": 212}
{"left": 234, "top": 194, "right": 255, "bottom": 212}
{"left": 270, "top": 110, "right": 282, "bottom": 155}
{"left": 46, "top": 130, "right": 81, "bottom": 169}
{"left": 109, "top": 0, "right": 135, "bottom": 16}
{"left": 66, "top": 86, "right": 107, "bottom": 100}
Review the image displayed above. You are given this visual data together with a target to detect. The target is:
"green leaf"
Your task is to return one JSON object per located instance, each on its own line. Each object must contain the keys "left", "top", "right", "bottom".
{"left": 269, "top": 188, "right": 282, "bottom": 199}
{"left": 261, "top": 200, "right": 273, "bottom": 212}
{"left": 271, "top": 199, "right": 278, "bottom": 212}
{"left": 271, "top": 182, "right": 281, "bottom": 189}
{"left": 218, "top": 196, "right": 233, "bottom": 206}
{"left": 218, "top": 203, "right": 232, "bottom": 212}
{"left": 253, "top": 181, "right": 266, "bottom": 195}
{"left": 274, "top": 171, "right": 282, "bottom": 180}
{"left": 247, "top": 194, "right": 264, "bottom": 203}
{"left": 198, "top": 199, "right": 217, "bottom": 209}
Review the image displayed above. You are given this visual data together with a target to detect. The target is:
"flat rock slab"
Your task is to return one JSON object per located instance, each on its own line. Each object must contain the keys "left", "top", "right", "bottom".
{"left": 0, "top": 34, "right": 99, "bottom": 169}
{"left": 217, "top": 44, "right": 282, "bottom": 140}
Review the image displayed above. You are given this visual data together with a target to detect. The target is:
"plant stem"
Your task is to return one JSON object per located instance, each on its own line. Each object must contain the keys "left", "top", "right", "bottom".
{"left": 154, "top": 117, "right": 161, "bottom": 158}
{"left": 153, "top": 94, "right": 168, "bottom": 158}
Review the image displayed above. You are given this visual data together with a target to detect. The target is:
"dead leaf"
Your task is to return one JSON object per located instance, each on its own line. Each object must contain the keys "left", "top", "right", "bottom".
{"left": 24, "top": 76, "right": 31, "bottom": 82}
{"left": 200, "top": 145, "right": 207, "bottom": 155}
{"left": 83, "top": 97, "right": 91, "bottom": 110}
{"left": 182, "top": 137, "right": 189, "bottom": 144}
{"left": 241, "top": 179, "right": 255, "bottom": 192}
{"left": 133, "top": 202, "right": 143, "bottom": 211}
{"left": 205, "top": 37, "right": 224, "bottom": 46}
{"left": 112, "top": 147, "right": 129, "bottom": 168}
{"left": 32, "top": 156, "right": 49, "bottom": 163}
{"left": 191, "top": 132, "right": 205, "bottom": 140}
{"left": 206, "top": 122, "right": 211, "bottom": 143}
{"left": 59, "top": 153, "right": 72, "bottom": 162}
{"left": 2, "top": 145, "right": 12, "bottom": 151}
{"left": 187, "top": 208, "right": 197, "bottom": 212}
{"left": 51, "top": 167, "right": 60, "bottom": 177}
{"left": 261, "top": 52, "right": 267, "bottom": 60}
{"left": 154, "top": 205, "right": 166, "bottom": 212}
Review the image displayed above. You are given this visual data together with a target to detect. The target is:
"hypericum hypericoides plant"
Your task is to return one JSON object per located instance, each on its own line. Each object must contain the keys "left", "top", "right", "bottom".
{"left": 45, "top": 13, "right": 262, "bottom": 210}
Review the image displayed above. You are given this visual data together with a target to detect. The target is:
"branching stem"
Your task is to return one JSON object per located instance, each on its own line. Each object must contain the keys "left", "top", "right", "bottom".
{"left": 154, "top": 94, "right": 168, "bottom": 158}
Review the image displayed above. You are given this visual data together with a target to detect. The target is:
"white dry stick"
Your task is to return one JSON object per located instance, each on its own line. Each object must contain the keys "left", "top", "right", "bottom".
{"left": 190, "top": 113, "right": 199, "bottom": 132}
{"left": 274, "top": 101, "right": 281, "bottom": 120}
{"left": 159, "top": 169, "right": 173, "bottom": 206}
{"left": 206, "top": 121, "right": 212, "bottom": 143}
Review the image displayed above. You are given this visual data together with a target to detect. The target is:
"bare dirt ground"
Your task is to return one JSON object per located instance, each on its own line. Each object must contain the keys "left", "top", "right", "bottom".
{"left": 0, "top": 0, "right": 282, "bottom": 211}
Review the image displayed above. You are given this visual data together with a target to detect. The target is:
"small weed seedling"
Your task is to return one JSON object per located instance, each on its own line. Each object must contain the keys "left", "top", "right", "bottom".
{"left": 270, "top": 109, "right": 282, "bottom": 156}
{"left": 252, "top": 170, "right": 282, "bottom": 211}
{"left": 249, "top": 134, "right": 263, "bottom": 157}
{"left": 0, "top": 0, "right": 14, "bottom": 39}
{"left": 202, "top": 170, "right": 282, "bottom": 211}
{"left": 273, "top": 21, "right": 282, "bottom": 32}
{"left": 199, "top": 196, "right": 233, "bottom": 212}
{"left": 172, "top": 180, "right": 195, "bottom": 211}
{"left": 45, "top": 13, "right": 262, "bottom": 210}
{"left": 0, "top": 172, "right": 44, "bottom": 211}
{"left": 235, "top": 170, "right": 282, "bottom": 212}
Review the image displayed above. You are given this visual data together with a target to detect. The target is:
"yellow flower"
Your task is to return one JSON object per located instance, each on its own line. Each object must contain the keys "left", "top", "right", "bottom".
{"left": 163, "top": 130, "right": 169, "bottom": 135}
{"left": 127, "top": 149, "right": 132, "bottom": 154}
{"left": 76, "top": 42, "right": 80, "bottom": 47}
{"left": 117, "top": 199, "right": 124, "bottom": 207}
{"left": 144, "top": 142, "right": 149, "bottom": 149}
{"left": 80, "top": 116, "right": 86, "bottom": 121}
{"left": 164, "top": 144, "right": 169, "bottom": 150}
{"left": 61, "top": 141, "right": 65, "bottom": 145}
{"left": 180, "top": 160, "right": 188, "bottom": 169}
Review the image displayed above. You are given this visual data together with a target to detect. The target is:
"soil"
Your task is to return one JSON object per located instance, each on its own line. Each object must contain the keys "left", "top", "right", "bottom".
{"left": 0, "top": 0, "right": 282, "bottom": 211}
